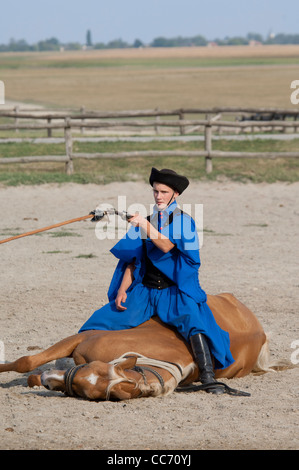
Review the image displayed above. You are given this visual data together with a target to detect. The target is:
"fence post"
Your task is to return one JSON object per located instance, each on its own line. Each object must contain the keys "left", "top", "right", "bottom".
{"left": 64, "top": 118, "right": 74, "bottom": 175}
{"left": 205, "top": 122, "right": 213, "bottom": 174}
{"left": 179, "top": 111, "right": 185, "bottom": 135}
{"left": 14, "top": 105, "right": 19, "bottom": 133}
{"left": 80, "top": 106, "right": 85, "bottom": 134}
{"left": 47, "top": 118, "right": 52, "bottom": 137}
{"left": 154, "top": 107, "right": 160, "bottom": 135}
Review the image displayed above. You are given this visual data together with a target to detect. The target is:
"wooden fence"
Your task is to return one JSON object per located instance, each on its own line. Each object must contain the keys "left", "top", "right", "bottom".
{"left": 0, "top": 107, "right": 299, "bottom": 174}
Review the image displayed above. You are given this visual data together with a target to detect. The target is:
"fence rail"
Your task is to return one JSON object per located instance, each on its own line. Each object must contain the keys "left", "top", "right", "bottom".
{"left": 1, "top": 107, "right": 299, "bottom": 174}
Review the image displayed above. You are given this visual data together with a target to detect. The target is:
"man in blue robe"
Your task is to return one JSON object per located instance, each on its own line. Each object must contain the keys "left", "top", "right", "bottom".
{"left": 79, "top": 168, "right": 234, "bottom": 394}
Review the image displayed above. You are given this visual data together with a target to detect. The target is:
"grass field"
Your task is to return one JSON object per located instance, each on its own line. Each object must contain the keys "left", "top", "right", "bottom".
{"left": 1, "top": 45, "right": 299, "bottom": 184}
{"left": 1, "top": 45, "right": 299, "bottom": 110}
{"left": 0, "top": 138, "right": 299, "bottom": 185}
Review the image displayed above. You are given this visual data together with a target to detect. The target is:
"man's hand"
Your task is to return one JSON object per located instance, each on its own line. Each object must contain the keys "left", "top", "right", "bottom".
{"left": 128, "top": 213, "right": 148, "bottom": 231}
{"left": 115, "top": 290, "right": 127, "bottom": 311}
{"left": 129, "top": 212, "right": 175, "bottom": 253}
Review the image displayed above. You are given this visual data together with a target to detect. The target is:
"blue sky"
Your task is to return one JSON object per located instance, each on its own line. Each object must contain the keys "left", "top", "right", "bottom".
{"left": 1, "top": 0, "right": 298, "bottom": 45}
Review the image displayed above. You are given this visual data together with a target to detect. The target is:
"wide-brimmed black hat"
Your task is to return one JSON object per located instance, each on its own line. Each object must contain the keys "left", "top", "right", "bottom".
{"left": 149, "top": 167, "right": 189, "bottom": 194}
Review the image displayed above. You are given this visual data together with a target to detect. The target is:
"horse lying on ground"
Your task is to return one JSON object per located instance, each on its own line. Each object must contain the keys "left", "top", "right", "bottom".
{"left": 0, "top": 293, "right": 277, "bottom": 400}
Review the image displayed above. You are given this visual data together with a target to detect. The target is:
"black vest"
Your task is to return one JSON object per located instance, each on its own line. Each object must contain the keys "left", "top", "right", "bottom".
{"left": 142, "top": 208, "right": 182, "bottom": 290}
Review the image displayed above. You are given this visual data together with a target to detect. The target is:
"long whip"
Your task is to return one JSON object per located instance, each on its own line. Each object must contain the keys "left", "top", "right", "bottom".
{"left": 0, "top": 208, "right": 132, "bottom": 245}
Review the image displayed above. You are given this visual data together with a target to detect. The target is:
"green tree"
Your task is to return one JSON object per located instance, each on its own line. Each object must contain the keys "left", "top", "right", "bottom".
{"left": 86, "top": 29, "right": 92, "bottom": 46}
{"left": 133, "top": 39, "right": 144, "bottom": 48}
{"left": 106, "top": 38, "right": 129, "bottom": 49}
{"left": 37, "top": 37, "right": 60, "bottom": 51}
{"left": 247, "top": 32, "right": 263, "bottom": 43}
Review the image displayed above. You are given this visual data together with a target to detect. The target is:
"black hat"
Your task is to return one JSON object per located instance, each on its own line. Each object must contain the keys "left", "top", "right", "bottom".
{"left": 149, "top": 167, "right": 189, "bottom": 194}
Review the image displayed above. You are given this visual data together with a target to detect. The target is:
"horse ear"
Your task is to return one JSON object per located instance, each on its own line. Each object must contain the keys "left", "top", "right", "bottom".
{"left": 115, "top": 356, "right": 137, "bottom": 374}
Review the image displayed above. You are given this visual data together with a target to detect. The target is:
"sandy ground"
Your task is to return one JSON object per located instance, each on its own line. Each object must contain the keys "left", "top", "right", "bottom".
{"left": 0, "top": 180, "right": 298, "bottom": 450}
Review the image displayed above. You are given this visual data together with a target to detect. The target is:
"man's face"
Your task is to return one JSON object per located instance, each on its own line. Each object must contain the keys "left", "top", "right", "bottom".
{"left": 153, "top": 182, "right": 178, "bottom": 210}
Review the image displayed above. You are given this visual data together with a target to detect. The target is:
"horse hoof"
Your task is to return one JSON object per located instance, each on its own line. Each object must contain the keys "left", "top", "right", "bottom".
{"left": 27, "top": 374, "right": 42, "bottom": 387}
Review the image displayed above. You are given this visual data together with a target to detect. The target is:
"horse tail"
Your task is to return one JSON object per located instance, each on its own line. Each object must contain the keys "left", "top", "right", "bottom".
{"left": 252, "top": 333, "right": 294, "bottom": 374}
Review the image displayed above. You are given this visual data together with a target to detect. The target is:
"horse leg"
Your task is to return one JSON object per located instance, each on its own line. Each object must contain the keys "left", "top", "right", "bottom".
{"left": 0, "top": 333, "right": 84, "bottom": 375}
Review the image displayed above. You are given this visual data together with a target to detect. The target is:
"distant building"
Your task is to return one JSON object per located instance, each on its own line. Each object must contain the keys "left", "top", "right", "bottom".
{"left": 249, "top": 40, "right": 262, "bottom": 46}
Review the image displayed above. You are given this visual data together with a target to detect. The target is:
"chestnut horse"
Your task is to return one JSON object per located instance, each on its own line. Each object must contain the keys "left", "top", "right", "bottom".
{"left": 0, "top": 293, "right": 273, "bottom": 400}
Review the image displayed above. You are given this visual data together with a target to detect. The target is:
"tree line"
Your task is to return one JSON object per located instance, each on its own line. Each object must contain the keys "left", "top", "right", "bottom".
{"left": 1, "top": 32, "right": 299, "bottom": 53}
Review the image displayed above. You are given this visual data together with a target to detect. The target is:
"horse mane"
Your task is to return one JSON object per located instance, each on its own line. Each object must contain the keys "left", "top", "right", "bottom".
{"left": 106, "top": 352, "right": 194, "bottom": 399}
{"left": 106, "top": 364, "right": 139, "bottom": 400}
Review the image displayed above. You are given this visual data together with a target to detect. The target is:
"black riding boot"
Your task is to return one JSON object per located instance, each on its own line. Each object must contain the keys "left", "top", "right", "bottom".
{"left": 190, "top": 333, "right": 225, "bottom": 395}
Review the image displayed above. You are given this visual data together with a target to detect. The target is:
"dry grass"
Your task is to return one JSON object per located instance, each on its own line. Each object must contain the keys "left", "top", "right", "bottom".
{"left": 1, "top": 64, "right": 298, "bottom": 111}
{"left": 2, "top": 44, "right": 299, "bottom": 61}
{"left": 1, "top": 45, "right": 299, "bottom": 110}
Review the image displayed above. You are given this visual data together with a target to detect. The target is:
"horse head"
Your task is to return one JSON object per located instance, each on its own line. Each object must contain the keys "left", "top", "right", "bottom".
{"left": 38, "top": 356, "right": 140, "bottom": 400}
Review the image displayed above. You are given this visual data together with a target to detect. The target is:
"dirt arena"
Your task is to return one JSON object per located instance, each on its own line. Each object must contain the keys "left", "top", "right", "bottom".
{"left": 0, "top": 180, "right": 298, "bottom": 450}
